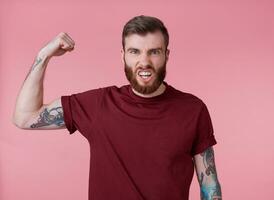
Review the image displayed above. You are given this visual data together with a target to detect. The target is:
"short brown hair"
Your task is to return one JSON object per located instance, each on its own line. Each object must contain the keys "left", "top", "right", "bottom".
{"left": 122, "top": 15, "right": 169, "bottom": 50}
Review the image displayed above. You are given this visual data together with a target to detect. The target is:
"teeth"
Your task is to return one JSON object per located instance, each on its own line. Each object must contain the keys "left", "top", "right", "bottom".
{"left": 138, "top": 71, "right": 152, "bottom": 76}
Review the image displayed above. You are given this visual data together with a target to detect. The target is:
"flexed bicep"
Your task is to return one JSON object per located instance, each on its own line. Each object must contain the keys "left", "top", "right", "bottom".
{"left": 17, "top": 97, "right": 66, "bottom": 130}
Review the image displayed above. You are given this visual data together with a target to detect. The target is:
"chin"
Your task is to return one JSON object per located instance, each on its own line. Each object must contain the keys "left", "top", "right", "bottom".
{"left": 133, "top": 79, "right": 162, "bottom": 94}
{"left": 124, "top": 62, "right": 166, "bottom": 95}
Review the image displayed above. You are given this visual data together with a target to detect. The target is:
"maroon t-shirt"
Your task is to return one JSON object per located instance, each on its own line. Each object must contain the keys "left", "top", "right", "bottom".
{"left": 61, "top": 81, "right": 217, "bottom": 200}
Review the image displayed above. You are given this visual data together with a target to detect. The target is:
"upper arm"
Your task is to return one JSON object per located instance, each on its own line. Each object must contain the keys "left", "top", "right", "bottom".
{"left": 20, "top": 97, "right": 66, "bottom": 130}
{"left": 193, "top": 146, "right": 220, "bottom": 186}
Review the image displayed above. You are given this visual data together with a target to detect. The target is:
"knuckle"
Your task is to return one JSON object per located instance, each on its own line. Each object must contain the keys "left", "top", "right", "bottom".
{"left": 56, "top": 37, "right": 63, "bottom": 44}
{"left": 58, "top": 32, "right": 67, "bottom": 38}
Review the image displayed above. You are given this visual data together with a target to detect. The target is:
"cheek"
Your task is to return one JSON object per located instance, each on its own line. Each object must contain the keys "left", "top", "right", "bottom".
{"left": 151, "top": 57, "right": 166, "bottom": 67}
{"left": 124, "top": 56, "right": 137, "bottom": 68}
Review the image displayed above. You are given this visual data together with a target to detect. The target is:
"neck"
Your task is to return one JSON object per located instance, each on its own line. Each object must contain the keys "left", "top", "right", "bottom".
{"left": 131, "top": 83, "right": 166, "bottom": 98}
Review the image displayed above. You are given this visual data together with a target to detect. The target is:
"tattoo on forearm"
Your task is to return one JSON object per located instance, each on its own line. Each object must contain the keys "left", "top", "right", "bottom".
{"left": 201, "top": 183, "right": 222, "bottom": 200}
{"left": 30, "top": 107, "right": 64, "bottom": 128}
{"left": 198, "top": 172, "right": 204, "bottom": 185}
{"left": 31, "top": 57, "right": 43, "bottom": 71}
{"left": 200, "top": 147, "right": 216, "bottom": 176}
{"left": 199, "top": 147, "right": 222, "bottom": 199}
{"left": 24, "top": 57, "right": 43, "bottom": 82}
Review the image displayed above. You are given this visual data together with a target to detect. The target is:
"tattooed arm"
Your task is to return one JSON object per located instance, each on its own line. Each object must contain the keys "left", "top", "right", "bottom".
{"left": 12, "top": 32, "right": 75, "bottom": 129}
{"left": 193, "top": 146, "right": 222, "bottom": 200}
{"left": 13, "top": 57, "right": 66, "bottom": 130}
{"left": 15, "top": 98, "right": 66, "bottom": 130}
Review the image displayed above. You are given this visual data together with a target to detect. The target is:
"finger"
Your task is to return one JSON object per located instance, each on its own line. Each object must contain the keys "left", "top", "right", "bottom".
{"left": 59, "top": 38, "right": 72, "bottom": 50}
{"left": 62, "top": 36, "right": 74, "bottom": 48}
{"left": 58, "top": 32, "right": 73, "bottom": 46}
{"left": 63, "top": 33, "right": 75, "bottom": 45}
{"left": 68, "top": 46, "right": 74, "bottom": 52}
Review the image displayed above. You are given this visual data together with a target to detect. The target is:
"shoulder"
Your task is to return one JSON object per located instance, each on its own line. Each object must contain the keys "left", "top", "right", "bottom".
{"left": 71, "top": 85, "right": 129, "bottom": 101}
{"left": 74, "top": 85, "right": 116, "bottom": 96}
{"left": 169, "top": 85, "right": 206, "bottom": 108}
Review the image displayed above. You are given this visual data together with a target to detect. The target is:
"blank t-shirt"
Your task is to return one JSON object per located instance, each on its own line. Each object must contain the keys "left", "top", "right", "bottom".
{"left": 61, "top": 81, "right": 217, "bottom": 200}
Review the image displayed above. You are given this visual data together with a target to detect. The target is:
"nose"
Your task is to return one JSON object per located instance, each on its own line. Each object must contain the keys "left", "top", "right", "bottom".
{"left": 138, "top": 52, "right": 152, "bottom": 68}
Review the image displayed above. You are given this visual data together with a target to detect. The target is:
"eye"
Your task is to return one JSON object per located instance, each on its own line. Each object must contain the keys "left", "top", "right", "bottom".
{"left": 129, "top": 49, "right": 138, "bottom": 54}
{"left": 151, "top": 49, "right": 161, "bottom": 55}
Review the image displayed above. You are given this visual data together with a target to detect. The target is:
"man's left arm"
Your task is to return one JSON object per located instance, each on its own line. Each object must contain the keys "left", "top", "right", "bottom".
{"left": 193, "top": 146, "right": 222, "bottom": 200}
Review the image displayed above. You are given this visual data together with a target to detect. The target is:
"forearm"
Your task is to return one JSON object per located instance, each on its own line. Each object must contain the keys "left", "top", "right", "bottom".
{"left": 13, "top": 53, "right": 50, "bottom": 126}
{"left": 200, "top": 181, "right": 222, "bottom": 200}
{"left": 12, "top": 32, "right": 75, "bottom": 127}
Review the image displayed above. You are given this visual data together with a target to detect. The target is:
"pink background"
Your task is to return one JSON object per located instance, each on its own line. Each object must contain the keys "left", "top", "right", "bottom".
{"left": 1, "top": 0, "right": 274, "bottom": 199}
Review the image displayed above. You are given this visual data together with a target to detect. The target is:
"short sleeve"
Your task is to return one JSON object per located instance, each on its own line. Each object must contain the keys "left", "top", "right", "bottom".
{"left": 61, "top": 95, "right": 77, "bottom": 134}
{"left": 61, "top": 88, "right": 102, "bottom": 135}
{"left": 191, "top": 102, "right": 217, "bottom": 156}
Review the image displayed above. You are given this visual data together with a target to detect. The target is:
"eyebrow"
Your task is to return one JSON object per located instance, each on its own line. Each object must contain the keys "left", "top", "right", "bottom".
{"left": 126, "top": 47, "right": 163, "bottom": 52}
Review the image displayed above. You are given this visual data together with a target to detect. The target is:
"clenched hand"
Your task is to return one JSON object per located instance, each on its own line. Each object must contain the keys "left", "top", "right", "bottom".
{"left": 38, "top": 32, "right": 75, "bottom": 58}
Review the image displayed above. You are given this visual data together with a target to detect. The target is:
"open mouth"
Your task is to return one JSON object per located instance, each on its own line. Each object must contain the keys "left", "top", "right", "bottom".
{"left": 138, "top": 71, "right": 152, "bottom": 79}
{"left": 137, "top": 70, "right": 154, "bottom": 83}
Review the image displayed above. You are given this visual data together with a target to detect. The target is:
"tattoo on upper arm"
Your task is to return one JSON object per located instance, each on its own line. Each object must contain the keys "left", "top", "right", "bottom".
{"left": 30, "top": 107, "right": 64, "bottom": 128}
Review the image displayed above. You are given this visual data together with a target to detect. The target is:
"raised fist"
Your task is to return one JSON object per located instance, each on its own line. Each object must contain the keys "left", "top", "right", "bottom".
{"left": 38, "top": 32, "right": 75, "bottom": 58}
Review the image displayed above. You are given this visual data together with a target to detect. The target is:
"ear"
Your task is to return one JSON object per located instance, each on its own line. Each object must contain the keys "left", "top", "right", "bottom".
{"left": 165, "top": 49, "right": 170, "bottom": 62}
{"left": 121, "top": 49, "right": 125, "bottom": 64}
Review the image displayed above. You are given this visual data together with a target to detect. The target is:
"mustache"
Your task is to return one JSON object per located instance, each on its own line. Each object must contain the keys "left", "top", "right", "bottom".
{"left": 135, "top": 65, "right": 155, "bottom": 73}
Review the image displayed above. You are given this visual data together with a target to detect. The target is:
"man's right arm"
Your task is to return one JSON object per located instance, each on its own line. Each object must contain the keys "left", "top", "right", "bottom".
{"left": 14, "top": 98, "right": 65, "bottom": 130}
{"left": 12, "top": 32, "right": 75, "bottom": 130}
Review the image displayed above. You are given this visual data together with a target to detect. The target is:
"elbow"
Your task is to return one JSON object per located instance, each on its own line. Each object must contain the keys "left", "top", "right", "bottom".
{"left": 12, "top": 113, "right": 28, "bottom": 129}
{"left": 12, "top": 117, "right": 25, "bottom": 129}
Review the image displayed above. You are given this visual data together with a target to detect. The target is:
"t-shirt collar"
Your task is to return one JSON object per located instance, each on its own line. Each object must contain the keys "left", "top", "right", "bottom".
{"left": 127, "top": 81, "right": 170, "bottom": 103}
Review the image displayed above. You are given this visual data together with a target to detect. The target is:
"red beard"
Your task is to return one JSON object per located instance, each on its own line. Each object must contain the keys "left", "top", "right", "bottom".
{"left": 124, "top": 60, "right": 166, "bottom": 94}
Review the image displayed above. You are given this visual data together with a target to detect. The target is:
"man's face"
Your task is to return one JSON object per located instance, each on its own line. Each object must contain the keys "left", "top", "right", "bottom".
{"left": 122, "top": 31, "right": 169, "bottom": 94}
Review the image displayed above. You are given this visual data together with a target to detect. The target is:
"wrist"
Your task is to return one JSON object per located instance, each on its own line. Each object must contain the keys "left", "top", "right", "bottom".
{"left": 37, "top": 51, "right": 52, "bottom": 61}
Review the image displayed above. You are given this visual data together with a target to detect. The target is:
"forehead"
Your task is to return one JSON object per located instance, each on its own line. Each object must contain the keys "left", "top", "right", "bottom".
{"left": 124, "top": 31, "right": 165, "bottom": 50}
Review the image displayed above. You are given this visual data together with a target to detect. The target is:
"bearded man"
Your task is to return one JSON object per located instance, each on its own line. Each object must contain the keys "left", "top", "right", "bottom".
{"left": 13, "top": 15, "right": 222, "bottom": 200}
